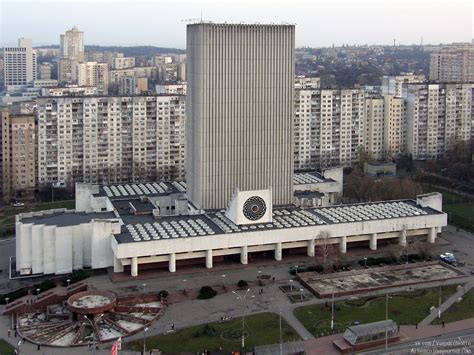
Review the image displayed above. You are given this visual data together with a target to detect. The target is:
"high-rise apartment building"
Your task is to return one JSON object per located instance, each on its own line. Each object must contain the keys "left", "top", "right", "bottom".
{"left": 119, "top": 77, "right": 148, "bottom": 95}
{"left": 77, "top": 62, "right": 109, "bottom": 94}
{"left": 0, "top": 110, "right": 36, "bottom": 201}
{"left": 381, "top": 74, "right": 426, "bottom": 97}
{"left": 60, "top": 27, "right": 85, "bottom": 61}
{"left": 294, "top": 88, "right": 365, "bottom": 169}
{"left": 36, "top": 95, "right": 186, "bottom": 187}
{"left": 383, "top": 95, "right": 404, "bottom": 158}
{"left": 3, "top": 38, "right": 37, "bottom": 91}
{"left": 295, "top": 75, "right": 320, "bottom": 89}
{"left": 404, "top": 83, "right": 473, "bottom": 160}
{"left": 365, "top": 97, "right": 385, "bottom": 160}
{"left": 186, "top": 23, "right": 295, "bottom": 209}
{"left": 113, "top": 57, "right": 135, "bottom": 70}
{"left": 429, "top": 44, "right": 474, "bottom": 83}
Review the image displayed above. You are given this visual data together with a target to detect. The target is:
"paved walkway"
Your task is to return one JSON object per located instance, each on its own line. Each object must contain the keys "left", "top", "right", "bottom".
{"left": 419, "top": 278, "right": 474, "bottom": 326}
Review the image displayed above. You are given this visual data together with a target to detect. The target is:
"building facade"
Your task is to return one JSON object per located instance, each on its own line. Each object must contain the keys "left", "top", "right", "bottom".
{"left": 365, "top": 97, "right": 385, "bottom": 160}
{"left": 36, "top": 95, "right": 186, "bottom": 188}
{"left": 187, "top": 23, "right": 295, "bottom": 209}
{"left": 77, "top": 62, "right": 109, "bottom": 94}
{"left": 294, "top": 88, "right": 365, "bottom": 169}
{"left": 0, "top": 110, "right": 36, "bottom": 201}
{"left": 429, "top": 44, "right": 474, "bottom": 83}
{"left": 404, "top": 83, "right": 473, "bottom": 160}
{"left": 60, "top": 27, "right": 85, "bottom": 61}
{"left": 3, "top": 38, "right": 37, "bottom": 92}
{"left": 381, "top": 74, "right": 426, "bottom": 97}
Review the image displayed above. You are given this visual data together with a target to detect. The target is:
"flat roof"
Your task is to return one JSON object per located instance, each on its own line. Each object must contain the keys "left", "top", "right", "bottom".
{"left": 20, "top": 211, "right": 117, "bottom": 227}
{"left": 293, "top": 172, "right": 335, "bottom": 184}
{"left": 96, "top": 181, "right": 186, "bottom": 199}
{"left": 114, "top": 199, "right": 442, "bottom": 244}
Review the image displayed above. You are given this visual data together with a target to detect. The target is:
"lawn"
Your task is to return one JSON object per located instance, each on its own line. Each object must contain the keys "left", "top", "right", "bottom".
{"left": 0, "top": 339, "right": 15, "bottom": 355}
{"left": 433, "top": 288, "right": 474, "bottom": 324}
{"left": 125, "top": 312, "right": 300, "bottom": 353}
{"left": 294, "top": 285, "right": 458, "bottom": 338}
{"left": 0, "top": 200, "right": 75, "bottom": 237}
{"left": 444, "top": 203, "right": 474, "bottom": 232}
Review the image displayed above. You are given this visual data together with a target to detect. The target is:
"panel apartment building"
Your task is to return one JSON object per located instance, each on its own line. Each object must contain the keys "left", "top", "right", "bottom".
{"left": 429, "top": 44, "right": 474, "bottom": 83}
{"left": 36, "top": 95, "right": 186, "bottom": 188}
{"left": 0, "top": 110, "right": 36, "bottom": 201}
{"left": 404, "top": 83, "right": 473, "bottom": 160}
{"left": 294, "top": 88, "right": 365, "bottom": 169}
{"left": 3, "top": 38, "right": 37, "bottom": 92}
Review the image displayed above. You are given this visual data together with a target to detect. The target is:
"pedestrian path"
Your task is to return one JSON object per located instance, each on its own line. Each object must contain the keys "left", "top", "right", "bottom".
{"left": 419, "top": 279, "right": 474, "bottom": 326}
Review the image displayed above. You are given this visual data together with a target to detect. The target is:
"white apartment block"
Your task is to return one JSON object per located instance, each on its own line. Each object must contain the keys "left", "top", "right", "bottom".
{"left": 381, "top": 74, "right": 426, "bottom": 97}
{"left": 77, "top": 62, "right": 109, "bottom": 94}
{"left": 113, "top": 57, "right": 135, "bottom": 70}
{"left": 155, "top": 83, "right": 187, "bottom": 95}
{"left": 430, "top": 44, "right": 474, "bottom": 83}
{"left": 294, "top": 89, "right": 365, "bottom": 169}
{"left": 404, "top": 83, "right": 473, "bottom": 160}
{"left": 3, "top": 38, "right": 37, "bottom": 92}
{"left": 383, "top": 95, "right": 405, "bottom": 158}
{"left": 36, "top": 95, "right": 186, "bottom": 187}
{"left": 41, "top": 86, "right": 99, "bottom": 97}
{"left": 365, "top": 97, "right": 385, "bottom": 160}
{"left": 295, "top": 75, "right": 320, "bottom": 89}
{"left": 60, "top": 27, "right": 84, "bottom": 61}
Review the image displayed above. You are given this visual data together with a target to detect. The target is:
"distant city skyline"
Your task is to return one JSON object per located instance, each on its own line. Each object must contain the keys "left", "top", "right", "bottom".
{"left": 1, "top": 0, "right": 472, "bottom": 48}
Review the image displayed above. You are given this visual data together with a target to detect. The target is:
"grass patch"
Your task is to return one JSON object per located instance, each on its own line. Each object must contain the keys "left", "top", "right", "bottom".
{"left": 433, "top": 288, "right": 474, "bottom": 324}
{"left": 295, "top": 286, "right": 458, "bottom": 338}
{"left": 125, "top": 312, "right": 300, "bottom": 353}
{"left": 0, "top": 200, "right": 75, "bottom": 238}
{"left": 0, "top": 339, "right": 15, "bottom": 355}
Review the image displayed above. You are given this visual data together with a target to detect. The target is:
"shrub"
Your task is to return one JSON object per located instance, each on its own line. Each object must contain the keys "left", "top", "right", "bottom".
{"left": 61, "top": 270, "right": 90, "bottom": 286}
{"left": 158, "top": 290, "right": 169, "bottom": 299}
{"left": 237, "top": 280, "right": 248, "bottom": 288}
{"left": 0, "top": 288, "right": 28, "bottom": 305}
{"left": 198, "top": 286, "right": 217, "bottom": 299}
{"left": 35, "top": 279, "right": 56, "bottom": 293}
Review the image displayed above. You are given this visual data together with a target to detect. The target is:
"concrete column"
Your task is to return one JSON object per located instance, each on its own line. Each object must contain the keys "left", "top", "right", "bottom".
{"left": 428, "top": 227, "right": 437, "bottom": 244}
{"left": 275, "top": 242, "right": 282, "bottom": 261}
{"left": 169, "top": 253, "right": 176, "bottom": 273}
{"left": 113, "top": 257, "right": 124, "bottom": 273}
{"left": 339, "top": 236, "right": 347, "bottom": 253}
{"left": 131, "top": 256, "right": 138, "bottom": 277}
{"left": 307, "top": 239, "right": 315, "bottom": 257}
{"left": 205, "top": 249, "right": 213, "bottom": 269}
{"left": 399, "top": 229, "right": 407, "bottom": 247}
{"left": 241, "top": 245, "right": 248, "bottom": 265}
{"left": 370, "top": 233, "right": 377, "bottom": 251}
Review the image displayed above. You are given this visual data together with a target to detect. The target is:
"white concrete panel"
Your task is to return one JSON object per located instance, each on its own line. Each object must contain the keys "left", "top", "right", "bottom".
{"left": 82, "top": 224, "right": 92, "bottom": 267}
{"left": 91, "top": 221, "right": 114, "bottom": 269}
{"left": 31, "top": 225, "right": 44, "bottom": 274}
{"left": 55, "top": 226, "right": 73, "bottom": 274}
{"left": 72, "top": 225, "right": 84, "bottom": 270}
{"left": 43, "top": 226, "right": 56, "bottom": 274}
{"left": 18, "top": 223, "right": 33, "bottom": 272}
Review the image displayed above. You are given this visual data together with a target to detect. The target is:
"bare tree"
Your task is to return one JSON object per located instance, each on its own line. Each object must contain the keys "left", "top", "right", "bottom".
{"left": 317, "top": 230, "right": 334, "bottom": 271}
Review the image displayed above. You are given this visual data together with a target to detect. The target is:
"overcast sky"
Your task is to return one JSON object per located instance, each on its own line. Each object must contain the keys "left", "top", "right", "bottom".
{"left": 1, "top": 0, "right": 472, "bottom": 48}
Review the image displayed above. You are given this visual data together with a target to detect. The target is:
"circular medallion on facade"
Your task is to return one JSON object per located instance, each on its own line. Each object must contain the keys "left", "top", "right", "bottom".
{"left": 243, "top": 196, "right": 267, "bottom": 221}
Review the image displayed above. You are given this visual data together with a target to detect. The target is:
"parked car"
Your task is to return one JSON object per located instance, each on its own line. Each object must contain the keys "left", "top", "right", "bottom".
{"left": 439, "top": 252, "right": 457, "bottom": 265}
{"left": 11, "top": 201, "right": 25, "bottom": 207}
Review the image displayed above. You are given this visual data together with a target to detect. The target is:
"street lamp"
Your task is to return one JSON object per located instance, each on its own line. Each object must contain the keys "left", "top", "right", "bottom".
{"left": 143, "top": 326, "right": 149, "bottom": 354}
{"left": 84, "top": 314, "right": 103, "bottom": 355}
{"left": 222, "top": 274, "right": 226, "bottom": 288}
{"left": 5, "top": 297, "right": 9, "bottom": 305}
{"left": 294, "top": 265, "right": 299, "bottom": 277}
{"left": 232, "top": 288, "right": 251, "bottom": 352}
{"left": 66, "top": 279, "right": 71, "bottom": 288}
{"left": 299, "top": 288, "right": 304, "bottom": 301}
{"left": 36, "top": 288, "right": 40, "bottom": 296}
{"left": 289, "top": 279, "right": 294, "bottom": 292}
{"left": 331, "top": 292, "right": 335, "bottom": 331}
{"left": 364, "top": 257, "right": 368, "bottom": 268}
{"left": 182, "top": 279, "right": 187, "bottom": 294}
{"left": 385, "top": 293, "right": 393, "bottom": 354}
{"left": 438, "top": 286, "right": 442, "bottom": 319}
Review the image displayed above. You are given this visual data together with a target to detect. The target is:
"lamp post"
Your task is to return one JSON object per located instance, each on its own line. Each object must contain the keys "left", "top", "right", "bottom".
{"left": 36, "top": 288, "right": 40, "bottom": 303}
{"left": 182, "top": 279, "right": 187, "bottom": 294}
{"left": 66, "top": 279, "right": 71, "bottom": 288}
{"left": 294, "top": 265, "right": 299, "bottom": 277}
{"left": 364, "top": 257, "right": 368, "bottom": 268}
{"left": 84, "top": 314, "right": 103, "bottom": 355}
{"left": 143, "top": 326, "right": 149, "bottom": 354}
{"left": 279, "top": 310, "right": 283, "bottom": 355}
{"left": 289, "top": 279, "right": 294, "bottom": 292}
{"left": 232, "top": 288, "right": 251, "bottom": 352}
{"left": 222, "top": 274, "right": 226, "bottom": 288}
{"left": 438, "top": 286, "right": 442, "bottom": 319}
{"left": 331, "top": 292, "right": 335, "bottom": 331}
{"left": 5, "top": 297, "right": 9, "bottom": 305}
{"left": 385, "top": 293, "right": 392, "bottom": 354}
{"left": 299, "top": 288, "right": 304, "bottom": 301}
